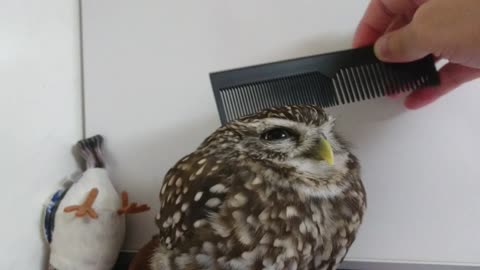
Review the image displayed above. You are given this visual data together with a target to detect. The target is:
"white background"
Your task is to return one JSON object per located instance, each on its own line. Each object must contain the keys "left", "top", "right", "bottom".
{"left": 0, "top": 0, "right": 82, "bottom": 269}
{"left": 82, "top": 0, "right": 480, "bottom": 267}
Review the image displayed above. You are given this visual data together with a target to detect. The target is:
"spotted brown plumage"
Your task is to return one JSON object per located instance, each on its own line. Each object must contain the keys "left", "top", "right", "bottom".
{"left": 151, "top": 105, "right": 366, "bottom": 270}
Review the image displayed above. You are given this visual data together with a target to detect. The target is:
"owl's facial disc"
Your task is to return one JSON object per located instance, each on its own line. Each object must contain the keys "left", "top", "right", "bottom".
{"left": 228, "top": 105, "right": 350, "bottom": 181}
{"left": 235, "top": 116, "right": 339, "bottom": 166}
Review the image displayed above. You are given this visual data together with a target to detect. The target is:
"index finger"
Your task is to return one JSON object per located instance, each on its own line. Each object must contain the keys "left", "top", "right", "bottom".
{"left": 352, "top": 0, "right": 419, "bottom": 47}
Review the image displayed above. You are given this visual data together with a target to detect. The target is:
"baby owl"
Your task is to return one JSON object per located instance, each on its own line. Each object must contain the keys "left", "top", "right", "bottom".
{"left": 150, "top": 105, "right": 366, "bottom": 270}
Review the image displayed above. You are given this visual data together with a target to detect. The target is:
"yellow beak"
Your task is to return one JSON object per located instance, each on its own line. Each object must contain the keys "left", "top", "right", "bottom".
{"left": 317, "top": 137, "right": 334, "bottom": 165}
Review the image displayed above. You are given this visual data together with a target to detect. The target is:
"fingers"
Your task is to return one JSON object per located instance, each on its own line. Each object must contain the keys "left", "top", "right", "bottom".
{"left": 374, "top": 23, "right": 429, "bottom": 62}
{"left": 353, "top": 0, "right": 419, "bottom": 47}
{"left": 384, "top": 15, "right": 410, "bottom": 33}
{"left": 413, "top": 0, "right": 430, "bottom": 5}
{"left": 405, "top": 63, "right": 480, "bottom": 109}
{"left": 353, "top": 23, "right": 386, "bottom": 48}
{"left": 353, "top": 0, "right": 393, "bottom": 47}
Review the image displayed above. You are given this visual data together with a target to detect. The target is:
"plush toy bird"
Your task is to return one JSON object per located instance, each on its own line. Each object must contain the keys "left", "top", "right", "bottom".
{"left": 133, "top": 105, "right": 367, "bottom": 270}
{"left": 44, "top": 135, "right": 150, "bottom": 270}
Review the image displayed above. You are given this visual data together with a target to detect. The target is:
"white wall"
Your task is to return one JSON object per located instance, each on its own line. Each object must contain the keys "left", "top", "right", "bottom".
{"left": 82, "top": 0, "right": 364, "bottom": 251}
{"left": 0, "top": 1, "right": 82, "bottom": 269}
{"left": 81, "top": 1, "right": 480, "bottom": 268}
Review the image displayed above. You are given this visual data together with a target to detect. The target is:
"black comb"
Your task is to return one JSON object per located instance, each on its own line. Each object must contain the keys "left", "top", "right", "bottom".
{"left": 209, "top": 45, "right": 440, "bottom": 125}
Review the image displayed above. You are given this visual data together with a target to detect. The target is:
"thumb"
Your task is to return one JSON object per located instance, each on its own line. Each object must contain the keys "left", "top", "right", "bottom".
{"left": 374, "top": 24, "right": 429, "bottom": 62}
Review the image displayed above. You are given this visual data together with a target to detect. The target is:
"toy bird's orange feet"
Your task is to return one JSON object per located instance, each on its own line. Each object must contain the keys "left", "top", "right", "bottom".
{"left": 64, "top": 188, "right": 99, "bottom": 219}
{"left": 117, "top": 191, "right": 150, "bottom": 215}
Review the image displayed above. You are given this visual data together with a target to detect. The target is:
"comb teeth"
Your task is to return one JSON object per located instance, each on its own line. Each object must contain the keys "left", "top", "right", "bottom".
{"left": 218, "top": 72, "right": 336, "bottom": 122}
{"left": 332, "top": 63, "right": 435, "bottom": 105}
{"left": 210, "top": 46, "right": 440, "bottom": 125}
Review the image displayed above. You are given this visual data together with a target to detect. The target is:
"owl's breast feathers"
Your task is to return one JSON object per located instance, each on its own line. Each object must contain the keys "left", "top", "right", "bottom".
{"left": 154, "top": 151, "right": 366, "bottom": 270}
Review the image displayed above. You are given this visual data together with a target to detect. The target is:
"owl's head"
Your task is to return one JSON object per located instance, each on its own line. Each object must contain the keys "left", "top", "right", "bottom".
{"left": 204, "top": 105, "right": 353, "bottom": 180}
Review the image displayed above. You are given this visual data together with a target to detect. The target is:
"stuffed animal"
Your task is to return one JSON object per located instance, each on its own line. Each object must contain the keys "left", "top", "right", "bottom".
{"left": 43, "top": 135, "right": 150, "bottom": 270}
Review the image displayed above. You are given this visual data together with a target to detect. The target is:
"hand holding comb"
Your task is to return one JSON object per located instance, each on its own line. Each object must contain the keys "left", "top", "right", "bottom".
{"left": 210, "top": 45, "right": 440, "bottom": 125}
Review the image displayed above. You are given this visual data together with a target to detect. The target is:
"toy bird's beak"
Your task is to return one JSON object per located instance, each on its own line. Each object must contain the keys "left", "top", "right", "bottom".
{"left": 317, "top": 136, "right": 334, "bottom": 165}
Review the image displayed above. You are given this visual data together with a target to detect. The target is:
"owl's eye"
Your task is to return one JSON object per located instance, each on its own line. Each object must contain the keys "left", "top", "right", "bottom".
{"left": 261, "top": 128, "right": 294, "bottom": 141}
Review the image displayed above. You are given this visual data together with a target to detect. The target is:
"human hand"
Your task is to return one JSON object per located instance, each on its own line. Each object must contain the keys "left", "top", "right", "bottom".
{"left": 353, "top": 0, "right": 480, "bottom": 109}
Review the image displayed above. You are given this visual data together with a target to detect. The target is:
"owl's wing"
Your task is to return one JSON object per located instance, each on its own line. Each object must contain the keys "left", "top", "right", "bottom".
{"left": 156, "top": 155, "right": 241, "bottom": 249}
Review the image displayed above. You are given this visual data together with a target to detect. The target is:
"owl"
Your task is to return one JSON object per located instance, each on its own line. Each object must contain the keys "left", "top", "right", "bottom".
{"left": 149, "top": 105, "right": 366, "bottom": 270}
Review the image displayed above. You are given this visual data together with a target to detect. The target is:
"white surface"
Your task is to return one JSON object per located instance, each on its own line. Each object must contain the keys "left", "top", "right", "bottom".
{"left": 0, "top": 0, "right": 82, "bottom": 269}
{"left": 81, "top": 0, "right": 480, "bottom": 267}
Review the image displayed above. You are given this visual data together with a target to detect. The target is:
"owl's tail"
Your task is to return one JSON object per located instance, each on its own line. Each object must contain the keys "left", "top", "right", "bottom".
{"left": 77, "top": 135, "right": 106, "bottom": 169}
